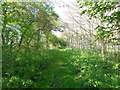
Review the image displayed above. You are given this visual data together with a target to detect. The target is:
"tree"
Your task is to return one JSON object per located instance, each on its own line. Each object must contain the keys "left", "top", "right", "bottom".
{"left": 77, "top": 1, "right": 120, "bottom": 55}
{"left": 1, "top": 2, "right": 59, "bottom": 52}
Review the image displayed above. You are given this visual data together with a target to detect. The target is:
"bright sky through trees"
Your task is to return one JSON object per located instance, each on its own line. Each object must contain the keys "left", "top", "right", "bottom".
{"left": 51, "top": 0, "right": 77, "bottom": 37}
{"left": 51, "top": 0, "right": 76, "bottom": 20}
{"left": 2, "top": 0, "right": 119, "bottom": 88}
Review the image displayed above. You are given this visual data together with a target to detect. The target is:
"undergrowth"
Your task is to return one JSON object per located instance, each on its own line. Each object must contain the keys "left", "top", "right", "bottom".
{"left": 2, "top": 48, "right": 120, "bottom": 88}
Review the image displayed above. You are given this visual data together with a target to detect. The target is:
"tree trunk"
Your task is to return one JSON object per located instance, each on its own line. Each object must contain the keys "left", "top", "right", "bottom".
{"left": 2, "top": 2, "right": 7, "bottom": 45}
{"left": 46, "top": 33, "right": 49, "bottom": 48}
{"left": 99, "top": 39, "right": 106, "bottom": 56}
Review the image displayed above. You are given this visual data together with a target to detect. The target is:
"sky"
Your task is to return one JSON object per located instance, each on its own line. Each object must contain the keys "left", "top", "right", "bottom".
{"left": 4, "top": 0, "right": 77, "bottom": 37}
{"left": 50, "top": 0, "right": 77, "bottom": 37}
{"left": 45, "top": 0, "right": 75, "bottom": 37}
{"left": 49, "top": 0, "right": 71, "bottom": 37}
{"left": 50, "top": 0, "right": 76, "bottom": 20}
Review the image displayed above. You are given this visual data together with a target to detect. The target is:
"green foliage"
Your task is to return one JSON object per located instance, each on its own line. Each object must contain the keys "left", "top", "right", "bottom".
{"left": 49, "top": 34, "right": 67, "bottom": 48}
{"left": 1, "top": 2, "right": 60, "bottom": 52}
{"left": 78, "top": 1, "right": 120, "bottom": 45}
{"left": 2, "top": 48, "right": 119, "bottom": 88}
{"left": 1, "top": 1, "right": 119, "bottom": 89}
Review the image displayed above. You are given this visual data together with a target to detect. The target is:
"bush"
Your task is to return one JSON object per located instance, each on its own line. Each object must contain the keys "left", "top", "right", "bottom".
{"left": 2, "top": 48, "right": 119, "bottom": 88}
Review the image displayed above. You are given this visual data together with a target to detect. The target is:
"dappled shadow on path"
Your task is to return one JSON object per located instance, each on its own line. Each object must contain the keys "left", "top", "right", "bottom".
{"left": 2, "top": 48, "right": 119, "bottom": 88}
{"left": 36, "top": 49, "right": 119, "bottom": 88}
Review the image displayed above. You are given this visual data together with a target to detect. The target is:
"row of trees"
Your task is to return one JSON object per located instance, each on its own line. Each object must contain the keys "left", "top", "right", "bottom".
{"left": 1, "top": 1, "right": 67, "bottom": 53}
{"left": 79, "top": 1, "right": 120, "bottom": 55}
{"left": 59, "top": 0, "right": 119, "bottom": 55}
{"left": 1, "top": 1, "right": 120, "bottom": 55}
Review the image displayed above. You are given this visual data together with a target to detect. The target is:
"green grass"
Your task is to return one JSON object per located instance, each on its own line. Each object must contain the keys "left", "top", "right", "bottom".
{"left": 2, "top": 48, "right": 120, "bottom": 88}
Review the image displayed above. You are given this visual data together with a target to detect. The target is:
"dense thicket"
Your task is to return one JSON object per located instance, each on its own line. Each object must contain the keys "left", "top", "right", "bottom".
{"left": 2, "top": 48, "right": 119, "bottom": 88}
{"left": 1, "top": 2, "right": 66, "bottom": 52}
{"left": 1, "top": 1, "right": 120, "bottom": 88}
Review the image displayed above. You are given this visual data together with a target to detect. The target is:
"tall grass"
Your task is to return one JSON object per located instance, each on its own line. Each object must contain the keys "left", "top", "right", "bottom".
{"left": 2, "top": 48, "right": 119, "bottom": 88}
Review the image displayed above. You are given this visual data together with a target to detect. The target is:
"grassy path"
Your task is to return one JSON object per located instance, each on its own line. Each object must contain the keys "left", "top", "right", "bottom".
{"left": 36, "top": 49, "right": 81, "bottom": 88}
{"left": 37, "top": 49, "right": 119, "bottom": 88}
{"left": 3, "top": 49, "right": 119, "bottom": 88}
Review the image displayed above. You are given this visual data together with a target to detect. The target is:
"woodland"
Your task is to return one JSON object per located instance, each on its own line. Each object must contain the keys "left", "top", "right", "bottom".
{"left": 1, "top": 0, "right": 120, "bottom": 88}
